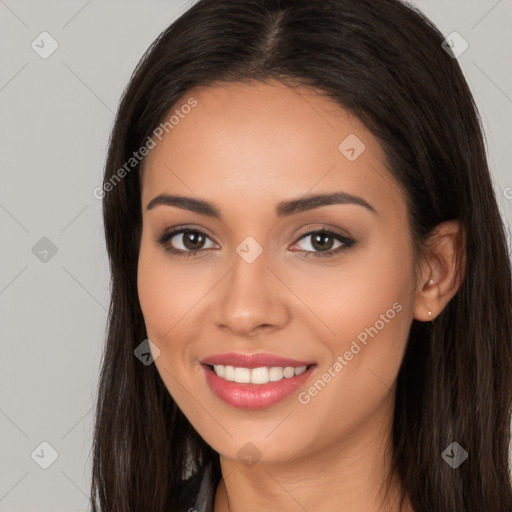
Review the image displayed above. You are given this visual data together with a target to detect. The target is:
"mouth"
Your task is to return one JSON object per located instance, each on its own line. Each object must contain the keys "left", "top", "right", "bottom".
{"left": 199, "top": 353, "right": 318, "bottom": 409}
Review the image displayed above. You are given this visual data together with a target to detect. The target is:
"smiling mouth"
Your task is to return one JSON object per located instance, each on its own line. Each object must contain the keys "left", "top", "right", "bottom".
{"left": 203, "top": 363, "right": 316, "bottom": 385}
{"left": 201, "top": 362, "right": 318, "bottom": 409}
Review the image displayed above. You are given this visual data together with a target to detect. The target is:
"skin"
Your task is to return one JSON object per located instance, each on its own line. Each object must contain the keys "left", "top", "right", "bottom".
{"left": 137, "top": 80, "right": 464, "bottom": 512}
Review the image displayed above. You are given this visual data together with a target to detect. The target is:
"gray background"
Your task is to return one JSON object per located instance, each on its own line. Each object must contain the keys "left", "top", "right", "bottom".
{"left": 0, "top": 1, "right": 511, "bottom": 510}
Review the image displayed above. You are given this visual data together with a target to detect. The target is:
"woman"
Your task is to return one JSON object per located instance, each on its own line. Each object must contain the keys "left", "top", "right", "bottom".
{"left": 91, "top": 0, "right": 512, "bottom": 511}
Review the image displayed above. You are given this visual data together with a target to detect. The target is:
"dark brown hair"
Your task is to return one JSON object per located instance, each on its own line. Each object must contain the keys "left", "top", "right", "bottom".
{"left": 91, "top": 0, "right": 512, "bottom": 510}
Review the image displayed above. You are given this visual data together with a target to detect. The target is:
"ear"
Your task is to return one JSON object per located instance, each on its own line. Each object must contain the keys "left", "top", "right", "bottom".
{"left": 413, "top": 220, "right": 466, "bottom": 322}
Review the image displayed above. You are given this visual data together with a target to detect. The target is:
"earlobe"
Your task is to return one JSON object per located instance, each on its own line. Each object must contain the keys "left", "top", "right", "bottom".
{"left": 413, "top": 220, "right": 466, "bottom": 322}
{"left": 413, "top": 276, "right": 437, "bottom": 322}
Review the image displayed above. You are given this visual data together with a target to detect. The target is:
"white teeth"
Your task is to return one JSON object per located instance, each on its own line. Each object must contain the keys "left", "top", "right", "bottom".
{"left": 250, "top": 367, "right": 269, "bottom": 384}
{"left": 269, "top": 367, "right": 283, "bottom": 381}
{"left": 211, "top": 364, "right": 310, "bottom": 384}
{"left": 294, "top": 365, "right": 307, "bottom": 375}
{"left": 224, "top": 365, "right": 235, "bottom": 381}
{"left": 234, "top": 367, "right": 251, "bottom": 383}
{"left": 213, "top": 365, "right": 225, "bottom": 378}
{"left": 283, "top": 366, "right": 295, "bottom": 378}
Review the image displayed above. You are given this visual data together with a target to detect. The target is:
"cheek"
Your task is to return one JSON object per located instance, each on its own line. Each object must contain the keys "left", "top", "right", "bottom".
{"left": 137, "top": 243, "right": 168, "bottom": 335}
{"left": 137, "top": 240, "right": 204, "bottom": 342}
{"left": 286, "top": 233, "right": 414, "bottom": 347}
{"left": 137, "top": 242, "right": 200, "bottom": 399}
{"left": 324, "top": 235, "right": 415, "bottom": 388}
{"left": 136, "top": 241, "right": 189, "bottom": 371}
{"left": 136, "top": 238, "right": 219, "bottom": 394}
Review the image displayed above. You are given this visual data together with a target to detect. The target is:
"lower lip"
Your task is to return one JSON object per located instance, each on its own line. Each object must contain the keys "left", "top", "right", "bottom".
{"left": 201, "top": 363, "right": 317, "bottom": 409}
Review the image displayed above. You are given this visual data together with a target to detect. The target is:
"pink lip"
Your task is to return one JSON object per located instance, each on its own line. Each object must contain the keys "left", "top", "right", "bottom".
{"left": 200, "top": 354, "right": 318, "bottom": 410}
{"left": 200, "top": 352, "right": 315, "bottom": 369}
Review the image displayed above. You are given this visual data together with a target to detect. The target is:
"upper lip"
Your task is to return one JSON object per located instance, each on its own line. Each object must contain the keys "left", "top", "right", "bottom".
{"left": 200, "top": 352, "right": 316, "bottom": 369}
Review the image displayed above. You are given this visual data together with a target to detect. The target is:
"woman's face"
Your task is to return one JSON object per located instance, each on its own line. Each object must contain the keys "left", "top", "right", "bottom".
{"left": 137, "top": 80, "right": 421, "bottom": 464}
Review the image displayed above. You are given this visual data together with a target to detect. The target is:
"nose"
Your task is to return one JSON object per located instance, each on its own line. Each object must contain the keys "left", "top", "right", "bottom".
{"left": 213, "top": 247, "right": 291, "bottom": 338}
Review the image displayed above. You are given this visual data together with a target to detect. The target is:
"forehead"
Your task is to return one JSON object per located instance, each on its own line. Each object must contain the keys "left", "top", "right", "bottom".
{"left": 141, "top": 80, "right": 406, "bottom": 218}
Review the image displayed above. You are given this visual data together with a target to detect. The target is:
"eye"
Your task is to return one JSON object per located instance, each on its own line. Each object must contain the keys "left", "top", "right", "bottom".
{"left": 156, "top": 227, "right": 217, "bottom": 258}
{"left": 291, "top": 229, "right": 356, "bottom": 258}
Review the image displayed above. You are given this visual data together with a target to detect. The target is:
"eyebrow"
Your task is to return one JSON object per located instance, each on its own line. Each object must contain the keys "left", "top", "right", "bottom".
{"left": 146, "top": 191, "right": 377, "bottom": 218}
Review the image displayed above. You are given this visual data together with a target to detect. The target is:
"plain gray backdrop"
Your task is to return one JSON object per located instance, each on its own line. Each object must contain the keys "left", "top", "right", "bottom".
{"left": 1, "top": 1, "right": 511, "bottom": 510}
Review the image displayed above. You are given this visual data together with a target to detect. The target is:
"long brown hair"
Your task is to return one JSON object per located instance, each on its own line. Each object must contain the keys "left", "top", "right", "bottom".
{"left": 91, "top": 0, "right": 512, "bottom": 510}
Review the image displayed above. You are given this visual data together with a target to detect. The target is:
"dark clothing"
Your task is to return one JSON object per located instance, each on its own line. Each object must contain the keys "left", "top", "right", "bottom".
{"left": 175, "top": 462, "right": 214, "bottom": 512}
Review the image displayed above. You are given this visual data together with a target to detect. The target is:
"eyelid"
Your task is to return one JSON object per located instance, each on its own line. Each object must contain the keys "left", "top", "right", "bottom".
{"left": 294, "top": 224, "right": 353, "bottom": 241}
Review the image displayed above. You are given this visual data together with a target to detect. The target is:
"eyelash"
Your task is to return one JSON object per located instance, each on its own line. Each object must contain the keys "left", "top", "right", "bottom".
{"left": 155, "top": 226, "right": 356, "bottom": 259}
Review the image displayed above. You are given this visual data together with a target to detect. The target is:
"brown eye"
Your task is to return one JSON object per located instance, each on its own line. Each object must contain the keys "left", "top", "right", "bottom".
{"left": 156, "top": 228, "right": 217, "bottom": 257}
{"left": 292, "top": 229, "right": 356, "bottom": 258}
